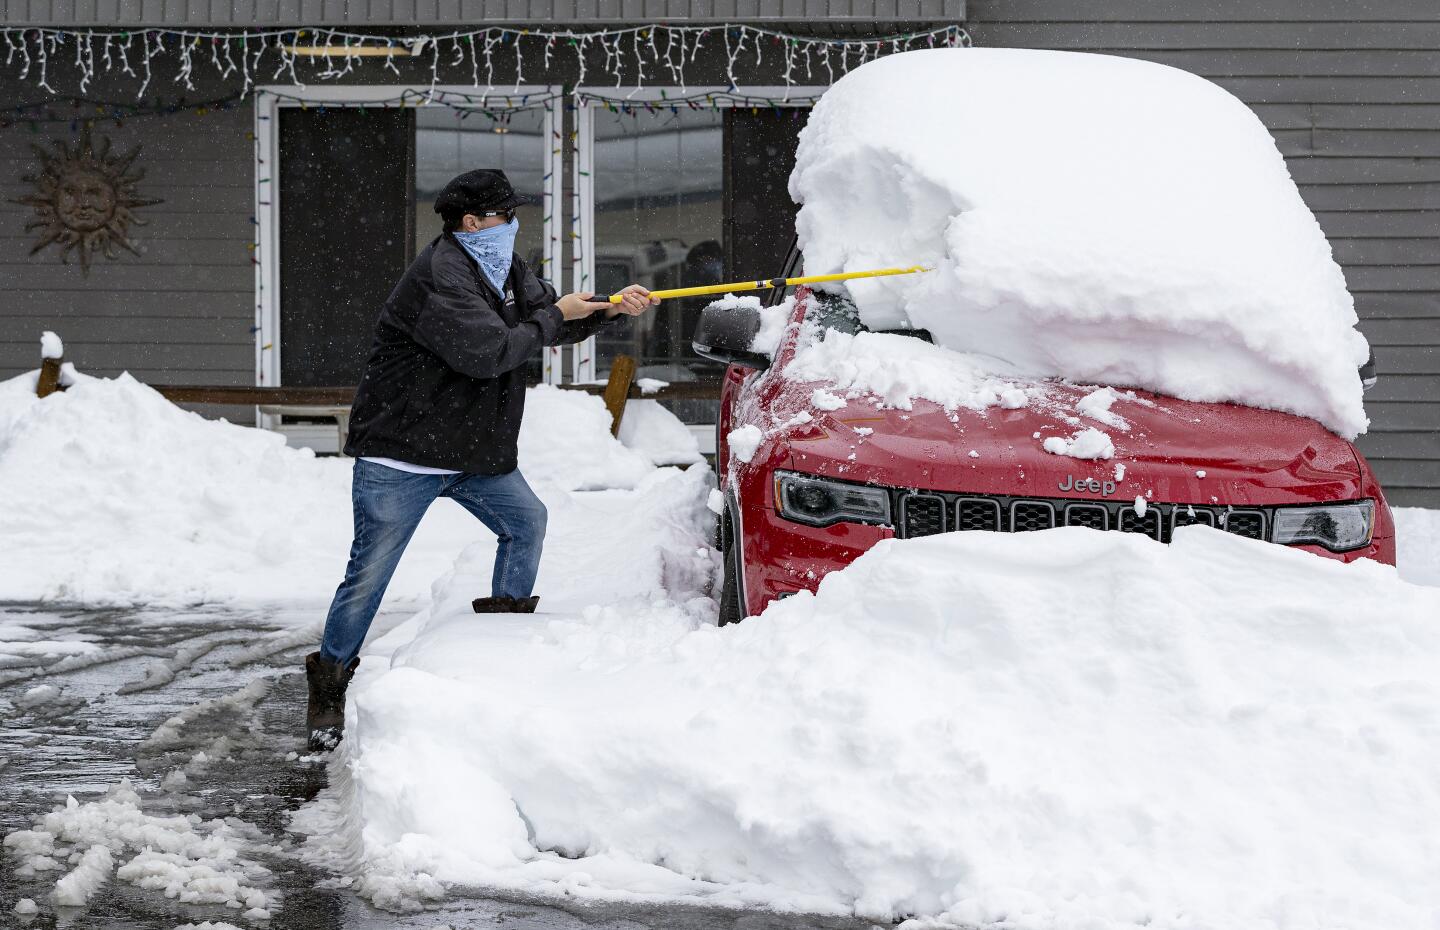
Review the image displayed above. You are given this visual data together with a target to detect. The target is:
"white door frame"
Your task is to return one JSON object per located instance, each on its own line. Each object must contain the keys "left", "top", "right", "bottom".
{"left": 568, "top": 86, "right": 825, "bottom": 384}
{"left": 252, "top": 83, "right": 565, "bottom": 429}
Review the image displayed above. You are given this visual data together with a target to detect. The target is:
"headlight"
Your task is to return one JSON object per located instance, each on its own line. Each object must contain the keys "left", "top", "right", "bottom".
{"left": 775, "top": 471, "right": 891, "bottom": 528}
{"left": 1271, "top": 500, "right": 1375, "bottom": 552}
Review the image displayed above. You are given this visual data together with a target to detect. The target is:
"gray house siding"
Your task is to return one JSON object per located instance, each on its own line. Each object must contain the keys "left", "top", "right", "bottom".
{"left": 966, "top": 0, "right": 1440, "bottom": 506}
{"left": 0, "top": 102, "right": 255, "bottom": 421}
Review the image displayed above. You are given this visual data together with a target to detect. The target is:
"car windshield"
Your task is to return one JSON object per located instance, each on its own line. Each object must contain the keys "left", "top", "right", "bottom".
{"left": 802, "top": 285, "right": 931, "bottom": 344}
{"left": 805, "top": 286, "right": 865, "bottom": 335}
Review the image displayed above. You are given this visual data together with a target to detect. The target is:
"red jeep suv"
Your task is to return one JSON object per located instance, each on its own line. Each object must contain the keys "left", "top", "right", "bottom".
{"left": 695, "top": 258, "right": 1394, "bottom": 624}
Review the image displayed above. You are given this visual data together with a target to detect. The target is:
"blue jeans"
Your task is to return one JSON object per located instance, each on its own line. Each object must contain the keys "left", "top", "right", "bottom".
{"left": 319, "top": 458, "right": 548, "bottom": 665}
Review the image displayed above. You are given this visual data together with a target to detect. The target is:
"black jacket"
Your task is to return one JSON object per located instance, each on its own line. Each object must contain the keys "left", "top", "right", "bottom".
{"left": 344, "top": 233, "right": 615, "bottom": 474}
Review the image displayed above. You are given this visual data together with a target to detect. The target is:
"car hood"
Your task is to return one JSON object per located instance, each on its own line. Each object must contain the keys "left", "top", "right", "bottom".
{"left": 775, "top": 380, "right": 1364, "bottom": 507}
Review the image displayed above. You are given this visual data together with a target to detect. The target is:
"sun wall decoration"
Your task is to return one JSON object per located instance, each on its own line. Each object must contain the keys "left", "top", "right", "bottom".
{"left": 12, "top": 125, "right": 162, "bottom": 274}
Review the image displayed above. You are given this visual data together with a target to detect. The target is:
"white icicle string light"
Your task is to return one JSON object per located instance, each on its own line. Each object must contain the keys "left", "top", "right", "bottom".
{"left": 0, "top": 23, "right": 966, "bottom": 102}
{"left": 573, "top": 32, "right": 590, "bottom": 87}
{"left": 605, "top": 32, "right": 621, "bottom": 89}
{"left": 512, "top": 31, "right": 524, "bottom": 93}
{"left": 117, "top": 34, "right": 130, "bottom": 74}
{"left": 34, "top": 30, "right": 52, "bottom": 92}
{"left": 240, "top": 34, "right": 251, "bottom": 93}
{"left": 313, "top": 30, "right": 335, "bottom": 79}
{"left": 482, "top": 31, "right": 500, "bottom": 95}
{"left": 81, "top": 29, "right": 96, "bottom": 92}
{"left": 723, "top": 28, "right": 737, "bottom": 89}
{"left": 427, "top": 33, "right": 441, "bottom": 100}
{"left": 136, "top": 31, "right": 155, "bottom": 97}
{"left": 781, "top": 36, "right": 794, "bottom": 97}
{"left": 627, "top": 29, "right": 645, "bottom": 98}
{"left": 177, "top": 32, "right": 196, "bottom": 89}
{"left": 283, "top": 37, "right": 303, "bottom": 88}
{"left": 341, "top": 34, "right": 361, "bottom": 78}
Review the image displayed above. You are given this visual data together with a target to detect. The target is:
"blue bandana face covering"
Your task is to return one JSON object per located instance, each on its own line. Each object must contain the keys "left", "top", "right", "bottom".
{"left": 452, "top": 217, "right": 519, "bottom": 294}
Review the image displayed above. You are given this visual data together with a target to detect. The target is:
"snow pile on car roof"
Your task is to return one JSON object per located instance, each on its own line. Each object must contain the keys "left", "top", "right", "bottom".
{"left": 308, "top": 527, "right": 1440, "bottom": 928}
{"left": 0, "top": 369, "right": 694, "bottom": 607}
{"left": 790, "top": 48, "right": 1370, "bottom": 438}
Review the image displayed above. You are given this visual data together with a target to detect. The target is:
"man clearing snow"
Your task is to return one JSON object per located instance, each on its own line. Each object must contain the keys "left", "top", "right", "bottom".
{"left": 305, "top": 169, "right": 659, "bottom": 750}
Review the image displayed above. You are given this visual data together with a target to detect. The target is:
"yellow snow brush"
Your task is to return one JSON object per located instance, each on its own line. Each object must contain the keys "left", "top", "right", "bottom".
{"left": 603, "top": 265, "right": 931, "bottom": 303}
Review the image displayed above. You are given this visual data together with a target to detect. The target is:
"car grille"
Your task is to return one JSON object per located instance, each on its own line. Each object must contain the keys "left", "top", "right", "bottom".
{"left": 957, "top": 498, "right": 1002, "bottom": 531}
{"left": 1012, "top": 501, "right": 1056, "bottom": 532}
{"left": 1064, "top": 503, "right": 1108, "bottom": 531}
{"left": 1221, "top": 510, "right": 1265, "bottom": 539}
{"left": 1118, "top": 506, "right": 1162, "bottom": 540}
{"left": 893, "top": 490, "right": 1268, "bottom": 545}
{"left": 900, "top": 494, "right": 947, "bottom": 538}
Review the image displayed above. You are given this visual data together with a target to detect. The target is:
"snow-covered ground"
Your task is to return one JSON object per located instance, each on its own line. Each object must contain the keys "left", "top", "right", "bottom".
{"left": 0, "top": 368, "right": 701, "bottom": 609}
{"left": 4, "top": 367, "right": 1439, "bottom": 930}
{"left": 5, "top": 51, "right": 1431, "bottom": 930}
{"left": 306, "top": 526, "right": 1440, "bottom": 930}
{"left": 1394, "top": 506, "right": 1440, "bottom": 587}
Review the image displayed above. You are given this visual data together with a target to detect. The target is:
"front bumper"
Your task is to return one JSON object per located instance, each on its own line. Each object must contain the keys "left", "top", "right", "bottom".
{"left": 733, "top": 470, "right": 1396, "bottom": 617}
{"left": 732, "top": 468, "right": 892, "bottom": 617}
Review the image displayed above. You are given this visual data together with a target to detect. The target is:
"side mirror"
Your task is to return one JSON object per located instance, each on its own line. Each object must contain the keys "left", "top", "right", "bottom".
{"left": 692, "top": 303, "right": 770, "bottom": 370}
{"left": 1360, "top": 347, "right": 1377, "bottom": 393}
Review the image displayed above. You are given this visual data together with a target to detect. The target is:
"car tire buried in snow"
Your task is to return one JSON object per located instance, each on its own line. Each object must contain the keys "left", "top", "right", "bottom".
{"left": 718, "top": 506, "right": 745, "bottom": 626}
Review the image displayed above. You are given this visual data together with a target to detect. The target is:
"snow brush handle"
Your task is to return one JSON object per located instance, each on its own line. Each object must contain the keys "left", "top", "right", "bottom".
{"left": 602, "top": 266, "right": 931, "bottom": 303}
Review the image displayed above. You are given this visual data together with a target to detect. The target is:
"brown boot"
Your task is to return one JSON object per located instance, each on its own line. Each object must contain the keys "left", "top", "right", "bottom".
{"left": 305, "top": 651, "right": 359, "bottom": 752}
{"left": 513, "top": 596, "right": 540, "bottom": 614}
{"left": 472, "top": 595, "right": 517, "bottom": 613}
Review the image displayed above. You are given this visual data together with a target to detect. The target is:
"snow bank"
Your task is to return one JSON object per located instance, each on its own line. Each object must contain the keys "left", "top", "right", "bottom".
{"left": 1395, "top": 507, "right": 1440, "bottom": 587}
{"left": 791, "top": 48, "right": 1370, "bottom": 437}
{"left": 616, "top": 400, "right": 703, "bottom": 467}
{"left": 0, "top": 370, "right": 701, "bottom": 607}
{"left": 313, "top": 526, "right": 1440, "bottom": 928}
{"left": 516, "top": 384, "right": 653, "bottom": 491}
{"left": 293, "top": 458, "right": 719, "bottom": 910}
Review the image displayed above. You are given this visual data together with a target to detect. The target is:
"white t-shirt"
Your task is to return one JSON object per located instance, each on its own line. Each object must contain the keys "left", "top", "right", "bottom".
{"left": 359, "top": 456, "right": 461, "bottom": 476}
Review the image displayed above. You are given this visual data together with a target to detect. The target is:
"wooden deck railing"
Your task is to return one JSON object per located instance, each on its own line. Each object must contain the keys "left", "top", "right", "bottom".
{"left": 149, "top": 360, "right": 720, "bottom": 437}
{"left": 33, "top": 339, "right": 719, "bottom": 440}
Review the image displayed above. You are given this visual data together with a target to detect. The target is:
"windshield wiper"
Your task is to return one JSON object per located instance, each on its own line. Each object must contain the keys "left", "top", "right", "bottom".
{"left": 872, "top": 327, "right": 934, "bottom": 343}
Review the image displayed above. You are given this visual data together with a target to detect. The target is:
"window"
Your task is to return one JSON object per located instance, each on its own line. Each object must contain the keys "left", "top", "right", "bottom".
{"left": 415, "top": 107, "right": 551, "bottom": 382}
{"left": 590, "top": 106, "right": 725, "bottom": 384}
{"left": 414, "top": 108, "right": 548, "bottom": 273}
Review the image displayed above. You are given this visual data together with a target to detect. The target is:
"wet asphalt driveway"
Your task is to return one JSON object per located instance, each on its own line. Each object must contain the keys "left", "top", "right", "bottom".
{"left": 0, "top": 604, "right": 883, "bottom": 930}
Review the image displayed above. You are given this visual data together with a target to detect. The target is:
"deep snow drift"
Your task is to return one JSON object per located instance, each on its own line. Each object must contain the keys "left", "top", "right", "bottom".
{"left": 0, "top": 370, "right": 700, "bottom": 608}
{"left": 1394, "top": 506, "right": 1440, "bottom": 587}
{"left": 306, "top": 525, "right": 1440, "bottom": 929}
{"left": 790, "top": 48, "right": 1370, "bottom": 437}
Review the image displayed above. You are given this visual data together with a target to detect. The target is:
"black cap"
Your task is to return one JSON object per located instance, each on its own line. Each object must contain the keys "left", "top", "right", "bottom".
{"left": 433, "top": 169, "right": 530, "bottom": 216}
